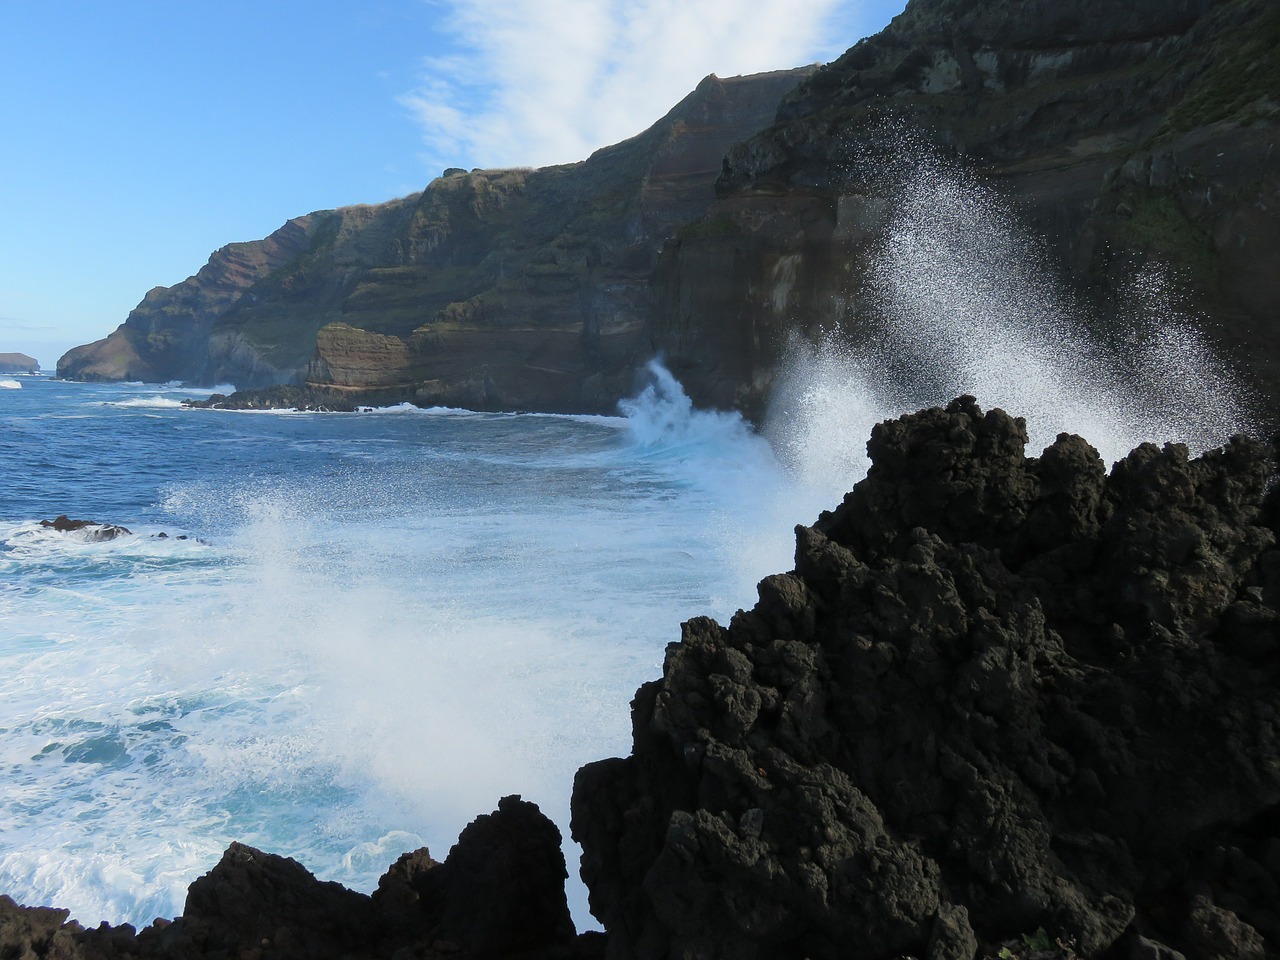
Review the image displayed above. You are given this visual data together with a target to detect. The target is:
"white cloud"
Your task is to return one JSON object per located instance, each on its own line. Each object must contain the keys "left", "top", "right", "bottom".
{"left": 401, "top": 0, "right": 859, "bottom": 173}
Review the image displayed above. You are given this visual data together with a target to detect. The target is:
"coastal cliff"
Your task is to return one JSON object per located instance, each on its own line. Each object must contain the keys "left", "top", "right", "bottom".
{"left": 573, "top": 398, "right": 1280, "bottom": 959}
{"left": 58, "top": 0, "right": 1279, "bottom": 418}
{"left": 57, "top": 69, "right": 812, "bottom": 409}
{"left": 0, "top": 353, "right": 39, "bottom": 374}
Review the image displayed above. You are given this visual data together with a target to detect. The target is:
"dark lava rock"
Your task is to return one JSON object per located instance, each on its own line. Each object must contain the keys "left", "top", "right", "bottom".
{"left": 376, "top": 794, "right": 579, "bottom": 959}
{"left": 572, "top": 396, "right": 1280, "bottom": 959}
{"left": 183, "top": 385, "right": 362, "bottom": 412}
{"left": 40, "top": 515, "right": 132, "bottom": 541}
{"left": 0, "top": 797, "right": 585, "bottom": 960}
{"left": 139, "top": 841, "right": 379, "bottom": 958}
{"left": 0, "top": 895, "right": 86, "bottom": 960}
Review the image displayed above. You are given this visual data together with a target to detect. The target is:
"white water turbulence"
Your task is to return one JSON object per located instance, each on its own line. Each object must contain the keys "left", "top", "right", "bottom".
{"left": 767, "top": 137, "right": 1256, "bottom": 486}
{"left": 0, "top": 373, "right": 798, "bottom": 933}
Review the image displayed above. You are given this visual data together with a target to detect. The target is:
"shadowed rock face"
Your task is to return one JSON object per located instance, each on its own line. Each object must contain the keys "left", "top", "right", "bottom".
{"left": 4, "top": 405, "right": 1280, "bottom": 958}
{"left": 572, "top": 398, "right": 1280, "bottom": 959}
{"left": 56, "top": 0, "right": 1278, "bottom": 418}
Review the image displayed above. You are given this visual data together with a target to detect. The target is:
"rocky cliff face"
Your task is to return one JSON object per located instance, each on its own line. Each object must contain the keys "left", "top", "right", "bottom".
{"left": 57, "top": 70, "right": 812, "bottom": 409}
{"left": 572, "top": 397, "right": 1280, "bottom": 959}
{"left": 652, "top": 0, "right": 1279, "bottom": 416}
{"left": 0, "top": 796, "right": 595, "bottom": 960}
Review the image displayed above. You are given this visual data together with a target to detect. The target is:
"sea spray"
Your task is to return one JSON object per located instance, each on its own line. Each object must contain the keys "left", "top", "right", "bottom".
{"left": 767, "top": 134, "right": 1255, "bottom": 479}
{"left": 0, "top": 376, "right": 802, "bottom": 931}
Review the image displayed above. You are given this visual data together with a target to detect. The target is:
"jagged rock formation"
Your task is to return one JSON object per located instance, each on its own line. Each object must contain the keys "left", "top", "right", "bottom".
{"left": 0, "top": 796, "right": 598, "bottom": 960}
{"left": 653, "top": 0, "right": 1280, "bottom": 415}
{"left": 57, "top": 69, "right": 812, "bottom": 409}
{"left": 0, "top": 352, "right": 39, "bottom": 374}
{"left": 572, "top": 398, "right": 1280, "bottom": 959}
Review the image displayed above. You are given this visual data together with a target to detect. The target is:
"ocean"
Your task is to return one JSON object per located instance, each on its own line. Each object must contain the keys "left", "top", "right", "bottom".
{"left": 1, "top": 368, "right": 834, "bottom": 929}
{"left": 0, "top": 153, "right": 1257, "bottom": 932}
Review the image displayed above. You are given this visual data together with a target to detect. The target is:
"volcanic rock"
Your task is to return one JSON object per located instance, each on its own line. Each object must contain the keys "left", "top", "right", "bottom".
{"left": 571, "top": 397, "right": 1280, "bottom": 959}
{"left": 653, "top": 0, "right": 1280, "bottom": 416}
{"left": 40, "top": 516, "right": 132, "bottom": 541}
{"left": 182, "top": 384, "right": 364, "bottom": 412}
{"left": 56, "top": 69, "right": 813, "bottom": 410}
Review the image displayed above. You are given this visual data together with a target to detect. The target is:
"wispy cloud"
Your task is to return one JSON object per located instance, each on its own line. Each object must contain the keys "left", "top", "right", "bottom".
{"left": 402, "top": 0, "right": 856, "bottom": 173}
{"left": 0, "top": 316, "right": 57, "bottom": 333}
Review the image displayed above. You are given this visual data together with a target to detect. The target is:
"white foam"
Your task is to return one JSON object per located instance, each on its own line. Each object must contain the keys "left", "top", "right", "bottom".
{"left": 0, "top": 379, "right": 21, "bottom": 389}
{"left": 1, "top": 382, "right": 804, "bottom": 930}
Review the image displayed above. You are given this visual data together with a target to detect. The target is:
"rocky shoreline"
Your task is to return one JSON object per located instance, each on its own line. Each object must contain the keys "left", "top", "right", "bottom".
{"left": 5, "top": 399, "right": 1278, "bottom": 958}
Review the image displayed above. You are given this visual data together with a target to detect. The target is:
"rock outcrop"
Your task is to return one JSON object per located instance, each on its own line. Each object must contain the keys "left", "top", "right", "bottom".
{"left": 572, "top": 397, "right": 1280, "bottom": 959}
{"left": 6, "top": 403, "right": 1280, "bottom": 957}
{"left": 57, "top": 69, "right": 813, "bottom": 410}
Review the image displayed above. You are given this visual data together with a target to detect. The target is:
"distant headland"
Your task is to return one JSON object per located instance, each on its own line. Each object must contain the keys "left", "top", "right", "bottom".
{"left": 0, "top": 352, "right": 39, "bottom": 374}
{"left": 55, "top": 0, "right": 1280, "bottom": 422}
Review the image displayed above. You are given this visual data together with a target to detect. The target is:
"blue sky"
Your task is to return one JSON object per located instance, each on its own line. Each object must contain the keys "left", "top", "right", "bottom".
{"left": 1, "top": 0, "right": 907, "bottom": 368}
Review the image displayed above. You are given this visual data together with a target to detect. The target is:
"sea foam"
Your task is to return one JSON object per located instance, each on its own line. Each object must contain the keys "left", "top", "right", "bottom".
{"left": 767, "top": 137, "right": 1254, "bottom": 491}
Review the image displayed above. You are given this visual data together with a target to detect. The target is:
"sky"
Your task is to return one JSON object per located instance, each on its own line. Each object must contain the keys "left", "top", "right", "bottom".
{"left": 0, "top": 0, "right": 908, "bottom": 369}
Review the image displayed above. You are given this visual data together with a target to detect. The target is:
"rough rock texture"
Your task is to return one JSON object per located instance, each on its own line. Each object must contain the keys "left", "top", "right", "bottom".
{"left": 0, "top": 352, "right": 39, "bottom": 374}
{"left": 182, "top": 384, "right": 368, "bottom": 412}
{"left": 57, "top": 70, "right": 812, "bottom": 409}
{"left": 39, "top": 515, "right": 133, "bottom": 541}
{"left": 0, "top": 796, "right": 594, "bottom": 960}
{"left": 572, "top": 397, "right": 1280, "bottom": 959}
{"left": 653, "top": 0, "right": 1280, "bottom": 416}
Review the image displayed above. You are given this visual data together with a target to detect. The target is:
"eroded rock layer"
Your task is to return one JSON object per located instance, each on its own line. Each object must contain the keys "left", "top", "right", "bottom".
{"left": 572, "top": 398, "right": 1280, "bottom": 959}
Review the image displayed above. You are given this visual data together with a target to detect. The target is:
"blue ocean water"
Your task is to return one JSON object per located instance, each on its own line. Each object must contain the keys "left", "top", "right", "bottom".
{"left": 1, "top": 372, "right": 820, "bottom": 930}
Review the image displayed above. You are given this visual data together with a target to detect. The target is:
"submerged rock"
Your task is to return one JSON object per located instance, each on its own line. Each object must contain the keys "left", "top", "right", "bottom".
{"left": 572, "top": 397, "right": 1280, "bottom": 959}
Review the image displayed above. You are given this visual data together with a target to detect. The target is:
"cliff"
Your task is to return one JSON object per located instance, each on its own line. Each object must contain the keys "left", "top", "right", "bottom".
{"left": 57, "top": 69, "right": 813, "bottom": 410}
{"left": 653, "top": 0, "right": 1280, "bottom": 415}
{"left": 0, "top": 352, "right": 39, "bottom": 374}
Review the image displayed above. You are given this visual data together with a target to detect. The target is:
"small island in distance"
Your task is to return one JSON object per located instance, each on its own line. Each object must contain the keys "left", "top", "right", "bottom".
{"left": 0, "top": 353, "right": 39, "bottom": 374}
